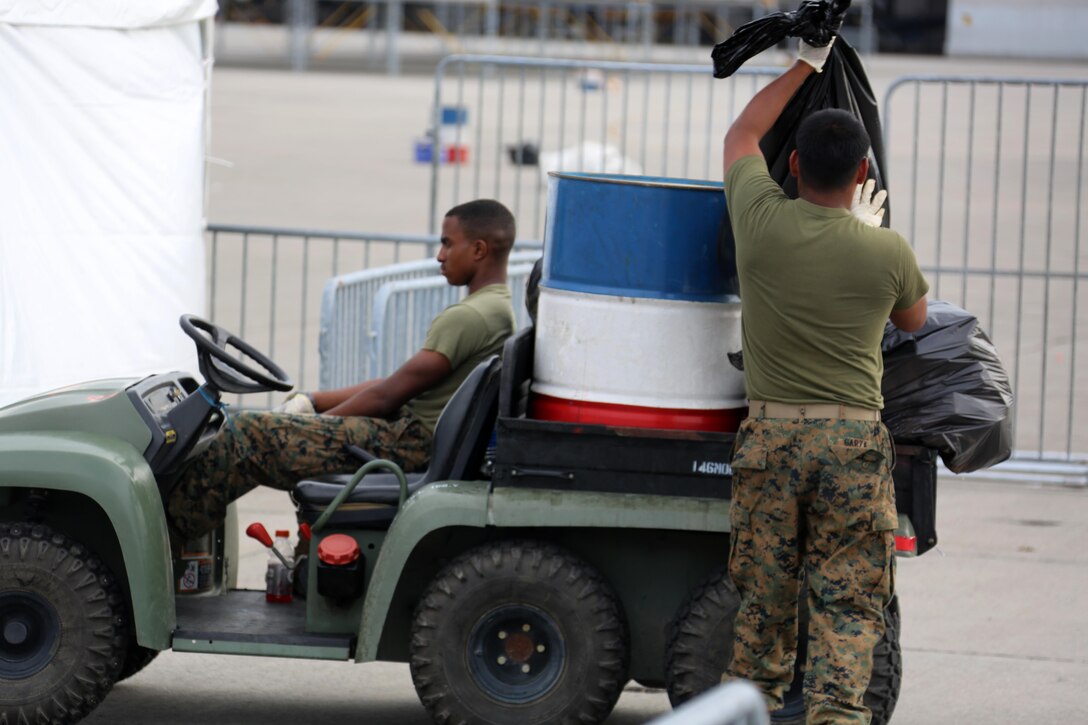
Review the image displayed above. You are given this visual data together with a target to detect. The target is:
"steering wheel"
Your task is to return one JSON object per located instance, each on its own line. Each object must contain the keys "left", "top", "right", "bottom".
{"left": 180, "top": 315, "right": 294, "bottom": 395}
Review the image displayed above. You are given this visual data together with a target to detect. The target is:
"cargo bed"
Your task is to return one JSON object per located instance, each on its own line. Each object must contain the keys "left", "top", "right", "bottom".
{"left": 494, "top": 327, "right": 939, "bottom": 556}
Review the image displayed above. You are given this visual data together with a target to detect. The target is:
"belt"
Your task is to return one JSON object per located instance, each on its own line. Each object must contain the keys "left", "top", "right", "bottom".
{"left": 747, "top": 399, "right": 881, "bottom": 422}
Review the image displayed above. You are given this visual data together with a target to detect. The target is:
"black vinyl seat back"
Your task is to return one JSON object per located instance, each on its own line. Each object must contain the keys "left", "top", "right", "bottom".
{"left": 498, "top": 326, "right": 535, "bottom": 420}
{"left": 421, "top": 354, "right": 503, "bottom": 485}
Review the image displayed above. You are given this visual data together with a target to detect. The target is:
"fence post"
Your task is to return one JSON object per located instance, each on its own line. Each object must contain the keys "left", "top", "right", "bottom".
{"left": 386, "top": 0, "right": 402, "bottom": 75}
{"left": 287, "top": 0, "right": 314, "bottom": 72}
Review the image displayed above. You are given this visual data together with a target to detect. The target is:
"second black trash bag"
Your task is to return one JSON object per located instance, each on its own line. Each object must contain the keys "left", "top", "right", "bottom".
{"left": 880, "top": 301, "right": 1014, "bottom": 474}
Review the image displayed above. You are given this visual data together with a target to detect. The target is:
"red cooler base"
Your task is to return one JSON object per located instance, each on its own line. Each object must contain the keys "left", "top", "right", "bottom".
{"left": 529, "top": 393, "right": 746, "bottom": 433}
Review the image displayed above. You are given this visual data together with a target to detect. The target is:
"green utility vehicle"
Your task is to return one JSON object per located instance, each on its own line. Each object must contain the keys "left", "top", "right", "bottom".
{"left": 0, "top": 316, "right": 937, "bottom": 725}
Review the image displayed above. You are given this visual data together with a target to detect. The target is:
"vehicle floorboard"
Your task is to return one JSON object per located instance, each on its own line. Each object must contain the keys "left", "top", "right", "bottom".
{"left": 174, "top": 589, "right": 354, "bottom": 648}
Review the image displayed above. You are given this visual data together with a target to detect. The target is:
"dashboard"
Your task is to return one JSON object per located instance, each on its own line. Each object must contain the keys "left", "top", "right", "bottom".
{"left": 141, "top": 379, "right": 190, "bottom": 417}
{"left": 126, "top": 373, "right": 221, "bottom": 478}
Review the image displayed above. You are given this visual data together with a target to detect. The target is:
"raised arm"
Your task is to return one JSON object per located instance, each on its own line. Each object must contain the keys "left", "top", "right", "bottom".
{"left": 723, "top": 41, "right": 834, "bottom": 177}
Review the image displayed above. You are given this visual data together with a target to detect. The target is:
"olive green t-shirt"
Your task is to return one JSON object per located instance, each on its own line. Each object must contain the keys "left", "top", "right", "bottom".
{"left": 406, "top": 284, "right": 515, "bottom": 432}
{"left": 725, "top": 155, "right": 929, "bottom": 410}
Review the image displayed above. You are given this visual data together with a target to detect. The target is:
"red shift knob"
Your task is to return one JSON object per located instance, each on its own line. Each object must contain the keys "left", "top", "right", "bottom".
{"left": 245, "top": 522, "right": 273, "bottom": 548}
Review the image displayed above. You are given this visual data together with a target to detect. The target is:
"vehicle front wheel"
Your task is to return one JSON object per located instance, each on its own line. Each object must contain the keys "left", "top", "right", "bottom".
{"left": 0, "top": 522, "right": 128, "bottom": 724}
{"left": 409, "top": 540, "right": 629, "bottom": 725}
{"left": 116, "top": 641, "right": 160, "bottom": 683}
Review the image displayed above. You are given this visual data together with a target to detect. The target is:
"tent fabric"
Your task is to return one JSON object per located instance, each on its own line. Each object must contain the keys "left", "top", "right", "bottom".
{"left": 0, "top": 5, "right": 212, "bottom": 406}
{"left": 0, "top": 0, "right": 217, "bottom": 29}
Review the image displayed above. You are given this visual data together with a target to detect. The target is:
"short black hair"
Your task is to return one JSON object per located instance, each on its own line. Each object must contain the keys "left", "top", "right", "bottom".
{"left": 445, "top": 199, "right": 516, "bottom": 256}
{"left": 795, "top": 109, "right": 871, "bottom": 192}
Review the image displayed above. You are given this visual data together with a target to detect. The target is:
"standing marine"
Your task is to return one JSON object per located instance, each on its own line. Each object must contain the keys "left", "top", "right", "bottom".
{"left": 721, "top": 38, "right": 929, "bottom": 724}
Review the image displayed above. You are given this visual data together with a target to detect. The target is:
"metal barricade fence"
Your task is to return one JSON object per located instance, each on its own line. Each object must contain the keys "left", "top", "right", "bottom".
{"left": 371, "top": 261, "right": 538, "bottom": 377}
{"left": 204, "top": 224, "right": 442, "bottom": 405}
{"left": 321, "top": 251, "right": 541, "bottom": 387}
{"left": 883, "top": 76, "right": 1088, "bottom": 467}
{"left": 428, "top": 55, "right": 779, "bottom": 238}
{"left": 318, "top": 257, "right": 454, "bottom": 391}
{"left": 206, "top": 69, "right": 1088, "bottom": 475}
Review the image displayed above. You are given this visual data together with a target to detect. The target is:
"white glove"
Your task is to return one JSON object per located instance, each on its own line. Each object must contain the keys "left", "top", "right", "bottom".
{"left": 851, "top": 179, "right": 887, "bottom": 227}
{"left": 275, "top": 392, "right": 316, "bottom": 415}
{"left": 798, "top": 36, "right": 835, "bottom": 73}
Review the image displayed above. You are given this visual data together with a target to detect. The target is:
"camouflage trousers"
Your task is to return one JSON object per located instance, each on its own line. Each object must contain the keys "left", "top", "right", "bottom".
{"left": 166, "top": 407, "right": 431, "bottom": 542}
{"left": 724, "top": 417, "right": 897, "bottom": 725}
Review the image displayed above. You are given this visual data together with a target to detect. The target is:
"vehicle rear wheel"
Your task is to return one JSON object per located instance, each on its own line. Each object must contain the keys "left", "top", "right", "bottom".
{"left": 864, "top": 595, "right": 902, "bottom": 725}
{"left": 664, "top": 566, "right": 780, "bottom": 707}
{"left": 664, "top": 567, "right": 900, "bottom": 724}
{"left": 767, "top": 594, "right": 901, "bottom": 725}
{"left": 0, "top": 522, "right": 127, "bottom": 724}
{"left": 409, "top": 540, "right": 629, "bottom": 725}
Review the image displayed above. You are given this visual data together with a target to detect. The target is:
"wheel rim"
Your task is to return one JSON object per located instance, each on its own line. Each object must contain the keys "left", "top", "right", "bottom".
{"left": 0, "top": 591, "right": 61, "bottom": 680}
{"left": 467, "top": 603, "right": 567, "bottom": 704}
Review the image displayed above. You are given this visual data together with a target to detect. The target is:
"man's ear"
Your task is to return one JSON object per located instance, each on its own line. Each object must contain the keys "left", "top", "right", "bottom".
{"left": 854, "top": 157, "right": 870, "bottom": 185}
{"left": 472, "top": 239, "right": 488, "bottom": 260}
{"left": 788, "top": 149, "right": 800, "bottom": 179}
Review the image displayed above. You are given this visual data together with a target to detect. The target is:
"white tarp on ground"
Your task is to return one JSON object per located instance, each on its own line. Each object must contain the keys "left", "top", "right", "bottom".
{"left": 0, "top": 1, "right": 216, "bottom": 406}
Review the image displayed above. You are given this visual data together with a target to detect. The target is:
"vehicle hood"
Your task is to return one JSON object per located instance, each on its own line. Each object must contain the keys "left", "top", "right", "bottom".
{"left": 0, "top": 377, "right": 152, "bottom": 453}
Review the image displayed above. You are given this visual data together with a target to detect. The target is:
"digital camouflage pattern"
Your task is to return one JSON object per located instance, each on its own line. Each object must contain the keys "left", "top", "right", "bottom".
{"left": 167, "top": 408, "right": 431, "bottom": 541}
{"left": 724, "top": 417, "right": 897, "bottom": 725}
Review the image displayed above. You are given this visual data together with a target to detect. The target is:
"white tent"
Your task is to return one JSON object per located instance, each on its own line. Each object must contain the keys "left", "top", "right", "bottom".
{"left": 0, "top": 0, "right": 217, "bottom": 406}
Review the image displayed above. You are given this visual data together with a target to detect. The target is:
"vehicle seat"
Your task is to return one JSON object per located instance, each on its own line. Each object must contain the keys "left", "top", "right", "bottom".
{"left": 498, "top": 326, "right": 534, "bottom": 419}
{"left": 291, "top": 355, "right": 503, "bottom": 529}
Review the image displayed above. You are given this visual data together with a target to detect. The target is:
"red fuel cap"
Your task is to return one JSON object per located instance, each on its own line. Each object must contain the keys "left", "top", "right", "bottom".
{"left": 318, "top": 534, "right": 361, "bottom": 566}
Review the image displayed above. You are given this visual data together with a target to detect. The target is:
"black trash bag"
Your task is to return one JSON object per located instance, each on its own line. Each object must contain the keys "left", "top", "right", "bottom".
{"left": 711, "top": 0, "right": 850, "bottom": 80}
{"left": 712, "top": 1, "right": 891, "bottom": 272}
{"left": 880, "top": 301, "right": 1014, "bottom": 474}
{"left": 758, "top": 39, "right": 889, "bottom": 207}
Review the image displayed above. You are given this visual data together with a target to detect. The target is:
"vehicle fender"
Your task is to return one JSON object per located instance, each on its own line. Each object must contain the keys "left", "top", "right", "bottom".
{"left": 0, "top": 432, "right": 174, "bottom": 650}
{"left": 356, "top": 480, "right": 489, "bottom": 661}
{"left": 354, "top": 481, "right": 729, "bottom": 662}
